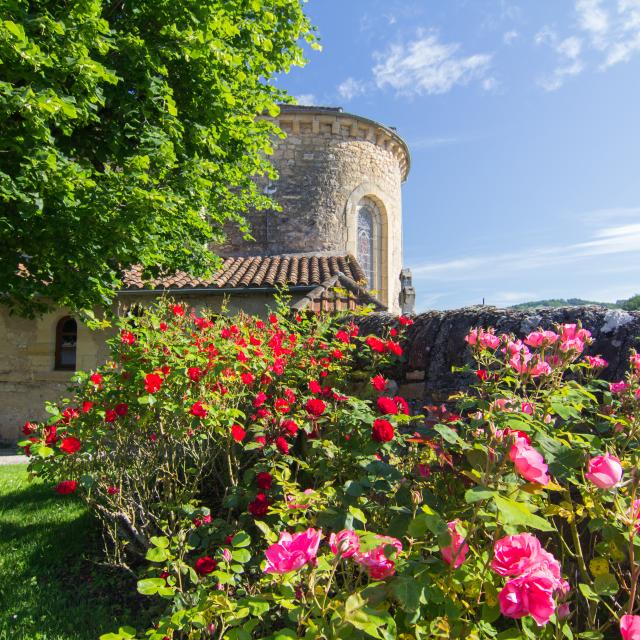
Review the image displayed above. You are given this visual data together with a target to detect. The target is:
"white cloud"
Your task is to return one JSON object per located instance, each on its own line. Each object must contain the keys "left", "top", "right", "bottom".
{"left": 538, "top": 0, "right": 640, "bottom": 87}
{"left": 481, "top": 76, "right": 500, "bottom": 91}
{"left": 337, "top": 77, "right": 367, "bottom": 101}
{"left": 503, "top": 30, "right": 519, "bottom": 45}
{"left": 411, "top": 215, "right": 640, "bottom": 281}
{"left": 294, "top": 94, "right": 318, "bottom": 105}
{"left": 536, "top": 31, "right": 584, "bottom": 91}
{"left": 372, "top": 30, "right": 492, "bottom": 96}
{"left": 576, "top": 0, "right": 610, "bottom": 46}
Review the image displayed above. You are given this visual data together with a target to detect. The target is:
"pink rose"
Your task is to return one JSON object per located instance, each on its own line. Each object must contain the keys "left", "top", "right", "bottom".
{"left": 491, "top": 533, "right": 543, "bottom": 577}
{"left": 585, "top": 453, "right": 623, "bottom": 489}
{"left": 621, "top": 615, "right": 640, "bottom": 640}
{"left": 440, "top": 520, "right": 469, "bottom": 568}
{"left": 354, "top": 536, "right": 402, "bottom": 580}
{"left": 584, "top": 355, "right": 608, "bottom": 369}
{"left": 480, "top": 332, "right": 501, "bottom": 349}
{"left": 509, "top": 442, "right": 550, "bottom": 485}
{"left": 329, "top": 530, "right": 360, "bottom": 558}
{"left": 630, "top": 354, "right": 640, "bottom": 371}
{"left": 264, "top": 528, "right": 322, "bottom": 574}
{"left": 610, "top": 381, "right": 629, "bottom": 394}
{"left": 498, "top": 571, "right": 557, "bottom": 626}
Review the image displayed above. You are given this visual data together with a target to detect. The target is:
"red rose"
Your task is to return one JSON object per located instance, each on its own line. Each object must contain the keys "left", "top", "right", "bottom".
{"left": 90, "top": 373, "right": 103, "bottom": 386}
{"left": 305, "top": 398, "right": 326, "bottom": 417}
{"left": 171, "top": 304, "right": 185, "bottom": 317}
{"left": 372, "top": 418, "right": 395, "bottom": 442}
{"left": 159, "top": 322, "right": 168, "bottom": 332}
{"left": 248, "top": 493, "right": 270, "bottom": 518}
{"left": 255, "top": 435, "right": 266, "bottom": 447}
{"left": 22, "top": 421, "right": 36, "bottom": 435}
{"left": 335, "top": 330, "right": 350, "bottom": 343}
{"left": 107, "top": 486, "right": 119, "bottom": 495}
{"left": 81, "top": 401, "right": 93, "bottom": 413}
{"left": 55, "top": 480, "right": 78, "bottom": 495}
{"left": 120, "top": 330, "right": 136, "bottom": 345}
{"left": 365, "top": 336, "right": 386, "bottom": 353}
{"left": 231, "top": 424, "right": 246, "bottom": 442}
{"left": 276, "top": 436, "right": 289, "bottom": 454}
{"left": 105, "top": 409, "right": 118, "bottom": 423}
{"left": 377, "top": 396, "right": 399, "bottom": 415}
{"left": 44, "top": 425, "right": 57, "bottom": 444}
{"left": 281, "top": 419, "right": 298, "bottom": 436}
{"left": 190, "top": 401, "right": 207, "bottom": 418}
{"left": 60, "top": 437, "right": 81, "bottom": 454}
{"left": 284, "top": 388, "right": 296, "bottom": 403}
{"left": 188, "top": 367, "right": 203, "bottom": 382}
{"left": 476, "top": 369, "right": 489, "bottom": 381}
{"left": 194, "top": 556, "right": 217, "bottom": 576}
{"left": 308, "top": 380, "right": 322, "bottom": 394}
{"left": 237, "top": 351, "right": 248, "bottom": 363}
{"left": 274, "top": 398, "right": 290, "bottom": 414}
{"left": 399, "top": 316, "right": 414, "bottom": 326}
{"left": 371, "top": 375, "right": 387, "bottom": 392}
{"left": 253, "top": 392, "right": 267, "bottom": 408}
{"left": 386, "top": 340, "right": 403, "bottom": 356}
{"left": 269, "top": 313, "right": 278, "bottom": 324}
{"left": 256, "top": 472, "right": 273, "bottom": 490}
{"left": 115, "top": 403, "right": 129, "bottom": 417}
{"left": 144, "top": 373, "right": 163, "bottom": 393}
{"left": 240, "top": 372, "right": 254, "bottom": 385}
{"left": 394, "top": 396, "right": 409, "bottom": 415}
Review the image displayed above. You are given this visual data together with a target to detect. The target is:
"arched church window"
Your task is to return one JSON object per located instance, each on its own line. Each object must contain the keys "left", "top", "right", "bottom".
{"left": 356, "top": 199, "right": 380, "bottom": 290}
{"left": 55, "top": 316, "right": 77, "bottom": 371}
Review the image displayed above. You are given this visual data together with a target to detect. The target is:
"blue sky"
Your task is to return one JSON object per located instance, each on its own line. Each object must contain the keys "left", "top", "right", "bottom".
{"left": 277, "top": 0, "right": 640, "bottom": 311}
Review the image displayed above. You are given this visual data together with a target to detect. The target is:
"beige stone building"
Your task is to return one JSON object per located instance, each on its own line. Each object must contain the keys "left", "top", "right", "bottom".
{"left": 0, "top": 105, "right": 414, "bottom": 443}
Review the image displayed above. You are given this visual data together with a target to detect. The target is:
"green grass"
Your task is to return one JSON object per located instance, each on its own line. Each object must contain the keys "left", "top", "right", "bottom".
{"left": 0, "top": 465, "right": 155, "bottom": 640}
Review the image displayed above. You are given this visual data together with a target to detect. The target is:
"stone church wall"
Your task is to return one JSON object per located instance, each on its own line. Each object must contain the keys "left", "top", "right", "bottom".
{"left": 215, "top": 107, "right": 410, "bottom": 312}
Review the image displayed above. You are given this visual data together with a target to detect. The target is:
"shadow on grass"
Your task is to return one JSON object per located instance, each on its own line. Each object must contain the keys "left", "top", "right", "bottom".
{"left": 0, "top": 476, "right": 160, "bottom": 640}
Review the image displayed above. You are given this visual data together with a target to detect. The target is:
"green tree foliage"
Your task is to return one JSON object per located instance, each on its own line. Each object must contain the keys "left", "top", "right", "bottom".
{"left": 620, "top": 294, "right": 640, "bottom": 310}
{"left": 0, "top": 0, "right": 315, "bottom": 316}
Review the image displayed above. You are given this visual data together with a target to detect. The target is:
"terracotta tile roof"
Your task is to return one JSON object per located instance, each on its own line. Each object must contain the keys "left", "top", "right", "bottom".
{"left": 122, "top": 254, "right": 366, "bottom": 291}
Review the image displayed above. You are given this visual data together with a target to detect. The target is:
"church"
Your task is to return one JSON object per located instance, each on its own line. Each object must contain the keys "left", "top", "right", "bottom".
{"left": 0, "top": 105, "right": 415, "bottom": 442}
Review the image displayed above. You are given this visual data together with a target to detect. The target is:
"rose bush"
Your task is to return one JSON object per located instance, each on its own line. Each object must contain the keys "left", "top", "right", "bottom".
{"left": 21, "top": 309, "right": 640, "bottom": 639}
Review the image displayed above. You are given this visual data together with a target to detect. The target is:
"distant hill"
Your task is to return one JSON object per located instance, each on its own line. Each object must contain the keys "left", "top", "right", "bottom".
{"left": 510, "top": 298, "right": 619, "bottom": 310}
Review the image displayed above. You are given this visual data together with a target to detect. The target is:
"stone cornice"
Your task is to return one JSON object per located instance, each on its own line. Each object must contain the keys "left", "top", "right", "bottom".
{"left": 263, "top": 106, "right": 411, "bottom": 182}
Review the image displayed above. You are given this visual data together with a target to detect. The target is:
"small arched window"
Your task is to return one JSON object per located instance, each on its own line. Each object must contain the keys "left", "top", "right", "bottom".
{"left": 356, "top": 199, "right": 380, "bottom": 290}
{"left": 55, "top": 316, "right": 77, "bottom": 371}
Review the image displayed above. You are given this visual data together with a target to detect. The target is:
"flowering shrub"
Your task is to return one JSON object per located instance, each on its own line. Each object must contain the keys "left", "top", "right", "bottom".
{"left": 21, "top": 312, "right": 640, "bottom": 639}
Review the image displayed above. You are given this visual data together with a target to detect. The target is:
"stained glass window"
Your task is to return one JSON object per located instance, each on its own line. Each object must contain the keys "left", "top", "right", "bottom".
{"left": 357, "top": 203, "right": 375, "bottom": 289}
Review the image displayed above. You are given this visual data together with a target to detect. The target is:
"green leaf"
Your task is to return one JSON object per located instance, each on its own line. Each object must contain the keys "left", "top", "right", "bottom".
{"left": 231, "top": 548, "right": 251, "bottom": 563}
{"left": 494, "top": 495, "right": 554, "bottom": 532}
{"left": 232, "top": 531, "right": 251, "bottom": 547}
{"left": 145, "top": 546, "right": 168, "bottom": 562}
{"left": 38, "top": 446, "right": 54, "bottom": 458}
{"left": 390, "top": 576, "right": 421, "bottom": 612}
{"left": 464, "top": 486, "right": 496, "bottom": 503}
{"left": 578, "top": 583, "right": 600, "bottom": 602}
{"left": 593, "top": 573, "right": 618, "bottom": 596}
{"left": 150, "top": 536, "right": 169, "bottom": 548}
{"left": 348, "top": 505, "right": 367, "bottom": 525}
{"left": 137, "top": 577, "right": 165, "bottom": 595}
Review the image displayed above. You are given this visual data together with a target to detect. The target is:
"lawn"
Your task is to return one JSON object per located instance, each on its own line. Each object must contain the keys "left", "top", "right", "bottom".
{"left": 0, "top": 465, "right": 155, "bottom": 640}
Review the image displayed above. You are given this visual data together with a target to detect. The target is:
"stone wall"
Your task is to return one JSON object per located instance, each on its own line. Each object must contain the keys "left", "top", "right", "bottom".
{"left": 214, "top": 106, "right": 410, "bottom": 312}
{"left": 356, "top": 306, "right": 640, "bottom": 412}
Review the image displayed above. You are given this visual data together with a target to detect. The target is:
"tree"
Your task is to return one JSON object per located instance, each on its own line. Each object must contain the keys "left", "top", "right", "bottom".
{"left": 0, "top": 0, "right": 315, "bottom": 316}
{"left": 620, "top": 294, "right": 640, "bottom": 311}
